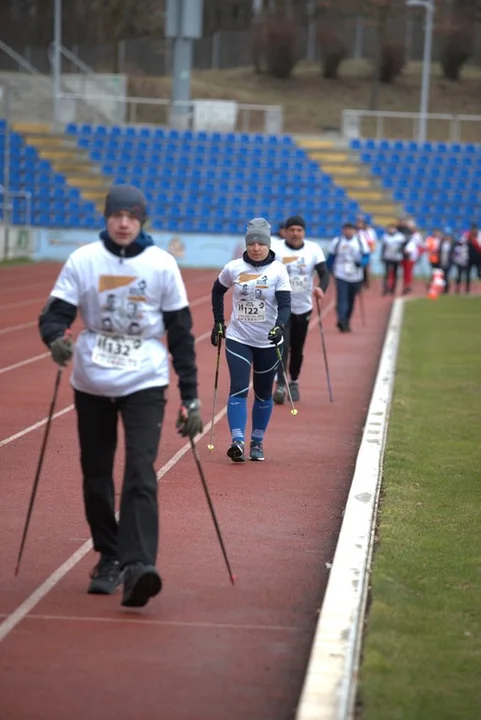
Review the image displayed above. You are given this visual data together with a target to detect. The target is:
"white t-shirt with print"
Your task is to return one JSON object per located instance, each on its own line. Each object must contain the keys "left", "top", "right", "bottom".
{"left": 382, "top": 231, "right": 406, "bottom": 262}
{"left": 404, "top": 231, "right": 424, "bottom": 262}
{"left": 329, "top": 234, "right": 370, "bottom": 283}
{"left": 218, "top": 257, "right": 291, "bottom": 348}
{"left": 270, "top": 238, "right": 325, "bottom": 315}
{"left": 49, "top": 241, "right": 188, "bottom": 397}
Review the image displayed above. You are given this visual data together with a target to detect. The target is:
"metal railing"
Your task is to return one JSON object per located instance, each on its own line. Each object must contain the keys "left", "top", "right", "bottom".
{"left": 341, "top": 109, "right": 481, "bottom": 143}
{"left": 0, "top": 40, "right": 50, "bottom": 85}
{"left": 0, "top": 186, "right": 33, "bottom": 228}
{"left": 57, "top": 92, "right": 284, "bottom": 134}
{"left": 56, "top": 45, "right": 120, "bottom": 98}
{"left": 49, "top": 45, "right": 121, "bottom": 124}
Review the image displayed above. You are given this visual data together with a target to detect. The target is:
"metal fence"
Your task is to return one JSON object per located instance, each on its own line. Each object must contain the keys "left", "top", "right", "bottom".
{"left": 341, "top": 110, "right": 481, "bottom": 143}
{"left": 1, "top": 18, "right": 480, "bottom": 76}
{"left": 57, "top": 93, "right": 284, "bottom": 134}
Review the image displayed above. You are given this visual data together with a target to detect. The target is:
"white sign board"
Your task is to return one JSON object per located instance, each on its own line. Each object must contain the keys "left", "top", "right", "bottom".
{"left": 342, "top": 113, "right": 361, "bottom": 140}
{"left": 193, "top": 100, "right": 238, "bottom": 132}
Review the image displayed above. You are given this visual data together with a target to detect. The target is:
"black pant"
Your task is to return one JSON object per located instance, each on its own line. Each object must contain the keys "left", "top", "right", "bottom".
{"left": 440, "top": 264, "right": 452, "bottom": 293}
{"left": 383, "top": 261, "right": 399, "bottom": 294}
{"left": 455, "top": 264, "right": 470, "bottom": 293}
{"left": 281, "top": 310, "right": 311, "bottom": 382}
{"left": 74, "top": 386, "right": 166, "bottom": 569}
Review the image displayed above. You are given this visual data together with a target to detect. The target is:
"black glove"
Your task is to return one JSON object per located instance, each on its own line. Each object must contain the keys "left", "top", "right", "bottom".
{"left": 267, "top": 325, "right": 284, "bottom": 346}
{"left": 49, "top": 334, "right": 74, "bottom": 367}
{"left": 176, "top": 399, "right": 203, "bottom": 439}
{"left": 211, "top": 322, "right": 225, "bottom": 347}
{"left": 355, "top": 261, "right": 362, "bottom": 268}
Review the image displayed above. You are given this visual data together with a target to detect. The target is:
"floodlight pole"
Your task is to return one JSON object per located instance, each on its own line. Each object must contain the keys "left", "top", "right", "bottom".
{"left": 166, "top": 0, "right": 204, "bottom": 130}
{"left": 53, "top": 0, "right": 62, "bottom": 126}
{"left": 407, "top": 0, "right": 434, "bottom": 144}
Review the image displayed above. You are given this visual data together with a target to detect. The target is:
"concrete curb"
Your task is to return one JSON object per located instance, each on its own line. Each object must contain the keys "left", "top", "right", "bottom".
{"left": 295, "top": 298, "right": 405, "bottom": 720}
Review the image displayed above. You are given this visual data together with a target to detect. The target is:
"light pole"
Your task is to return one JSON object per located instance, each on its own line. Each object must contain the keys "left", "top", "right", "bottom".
{"left": 166, "top": 0, "right": 203, "bottom": 129}
{"left": 407, "top": 0, "right": 435, "bottom": 144}
{"left": 53, "top": 0, "right": 62, "bottom": 126}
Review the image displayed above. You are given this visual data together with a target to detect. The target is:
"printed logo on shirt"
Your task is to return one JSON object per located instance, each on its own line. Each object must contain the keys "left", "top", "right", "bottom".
{"left": 236, "top": 273, "right": 269, "bottom": 290}
{"left": 238, "top": 272, "right": 261, "bottom": 284}
{"left": 98, "top": 275, "right": 149, "bottom": 334}
{"left": 98, "top": 275, "right": 137, "bottom": 292}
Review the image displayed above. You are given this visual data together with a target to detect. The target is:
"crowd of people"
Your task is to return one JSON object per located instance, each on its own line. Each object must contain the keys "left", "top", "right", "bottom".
{"left": 361, "top": 217, "right": 481, "bottom": 297}
{"left": 37, "top": 184, "right": 480, "bottom": 608}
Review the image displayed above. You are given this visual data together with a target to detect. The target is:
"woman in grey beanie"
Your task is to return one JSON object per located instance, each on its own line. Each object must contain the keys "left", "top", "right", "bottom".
{"left": 211, "top": 218, "right": 291, "bottom": 462}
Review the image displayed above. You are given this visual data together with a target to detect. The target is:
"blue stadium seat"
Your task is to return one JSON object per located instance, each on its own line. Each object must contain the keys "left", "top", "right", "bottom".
{"left": 6, "top": 124, "right": 475, "bottom": 233}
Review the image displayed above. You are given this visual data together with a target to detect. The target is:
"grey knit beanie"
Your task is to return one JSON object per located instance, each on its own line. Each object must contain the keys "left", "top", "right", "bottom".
{"left": 245, "top": 218, "right": 271, "bottom": 248}
{"left": 104, "top": 185, "right": 147, "bottom": 224}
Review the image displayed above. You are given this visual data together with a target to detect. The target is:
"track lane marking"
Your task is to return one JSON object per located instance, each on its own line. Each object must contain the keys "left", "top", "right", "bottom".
{"left": 0, "top": 613, "right": 307, "bottom": 632}
{"left": 0, "top": 404, "right": 228, "bottom": 644}
{"left": 0, "top": 301, "right": 334, "bottom": 643}
{"left": 0, "top": 321, "right": 37, "bottom": 336}
{"left": 0, "top": 292, "right": 211, "bottom": 375}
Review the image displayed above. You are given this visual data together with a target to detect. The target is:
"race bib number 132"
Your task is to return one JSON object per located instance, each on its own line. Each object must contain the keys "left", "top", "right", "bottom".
{"left": 92, "top": 333, "right": 143, "bottom": 370}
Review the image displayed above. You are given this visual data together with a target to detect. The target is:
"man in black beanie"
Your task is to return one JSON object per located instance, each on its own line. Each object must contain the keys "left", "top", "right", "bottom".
{"left": 270, "top": 215, "right": 329, "bottom": 404}
{"left": 38, "top": 184, "right": 203, "bottom": 608}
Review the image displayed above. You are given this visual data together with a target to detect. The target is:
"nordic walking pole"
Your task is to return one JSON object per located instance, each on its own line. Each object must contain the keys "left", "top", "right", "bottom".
{"left": 189, "top": 437, "right": 236, "bottom": 586}
{"left": 315, "top": 297, "right": 334, "bottom": 403}
{"left": 207, "top": 327, "right": 223, "bottom": 451}
{"left": 275, "top": 345, "right": 298, "bottom": 416}
{"left": 15, "top": 366, "right": 64, "bottom": 576}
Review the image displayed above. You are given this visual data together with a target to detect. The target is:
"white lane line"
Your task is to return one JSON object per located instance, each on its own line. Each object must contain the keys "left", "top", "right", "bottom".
{"left": 0, "top": 405, "right": 227, "bottom": 645}
{"left": 0, "top": 300, "right": 336, "bottom": 644}
{"left": 0, "top": 329, "right": 211, "bottom": 448}
{"left": 0, "top": 282, "right": 54, "bottom": 296}
{"left": 0, "top": 321, "right": 37, "bottom": 336}
{"left": 295, "top": 298, "right": 404, "bottom": 720}
{"left": 190, "top": 293, "right": 209, "bottom": 307}
{"left": 0, "top": 613, "right": 306, "bottom": 633}
{"left": 0, "top": 353, "right": 50, "bottom": 375}
{"left": 0, "top": 405, "right": 75, "bottom": 449}
{"left": 0, "top": 296, "right": 212, "bottom": 376}
{"left": 0, "top": 298, "right": 44, "bottom": 311}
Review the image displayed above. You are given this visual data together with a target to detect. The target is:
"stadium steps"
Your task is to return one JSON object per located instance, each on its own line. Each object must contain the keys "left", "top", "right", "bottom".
{"left": 11, "top": 122, "right": 111, "bottom": 210}
{"left": 295, "top": 137, "right": 402, "bottom": 226}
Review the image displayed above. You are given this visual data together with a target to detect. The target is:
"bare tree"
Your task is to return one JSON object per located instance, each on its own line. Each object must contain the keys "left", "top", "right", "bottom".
{"left": 359, "top": 0, "right": 406, "bottom": 110}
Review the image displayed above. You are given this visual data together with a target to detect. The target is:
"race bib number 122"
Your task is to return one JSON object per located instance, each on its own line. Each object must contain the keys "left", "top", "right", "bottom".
{"left": 237, "top": 299, "right": 266, "bottom": 323}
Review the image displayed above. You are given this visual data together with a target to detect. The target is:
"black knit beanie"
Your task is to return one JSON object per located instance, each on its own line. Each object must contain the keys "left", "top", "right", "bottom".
{"left": 285, "top": 215, "right": 306, "bottom": 230}
{"left": 104, "top": 185, "right": 147, "bottom": 224}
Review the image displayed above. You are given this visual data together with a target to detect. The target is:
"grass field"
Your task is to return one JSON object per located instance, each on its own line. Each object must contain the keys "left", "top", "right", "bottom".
{"left": 358, "top": 296, "right": 481, "bottom": 719}
{"left": 0, "top": 257, "right": 32, "bottom": 267}
{"left": 130, "top": 60, "right": 481, "bottom": 140}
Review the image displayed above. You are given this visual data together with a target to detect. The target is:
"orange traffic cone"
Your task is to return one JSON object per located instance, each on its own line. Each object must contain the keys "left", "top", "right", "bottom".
{"left": 427, "top": 269, "right": 445, "bottom": 299}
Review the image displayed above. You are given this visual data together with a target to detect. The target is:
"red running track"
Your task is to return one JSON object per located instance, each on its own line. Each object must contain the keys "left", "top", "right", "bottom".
{"left": 0, "top": 263, "right": 393, "bottom": 720}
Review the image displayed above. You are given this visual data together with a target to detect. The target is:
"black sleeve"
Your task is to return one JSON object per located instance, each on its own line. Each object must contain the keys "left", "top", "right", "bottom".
{"left": 314, "top": 261, "right": 330, "bottom": 292}
{"left": 211, "top": 278, "right": 229, "bottom": 324}
{"left": 275, "top": 290, "right": 291, "bottom": 327}
{"left": 38, "top": 297, "right": 77, "bottom": 347}
{"left": 163, "top": 306, "right": 198, "bottom": 404}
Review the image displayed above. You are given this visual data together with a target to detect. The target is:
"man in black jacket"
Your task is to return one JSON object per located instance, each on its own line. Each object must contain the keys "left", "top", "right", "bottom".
{"left": 38, "top": 185, "right": 203, "bottom": 608}
{"left": 270, "top": 216, "right": 329, "bottom": 403}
